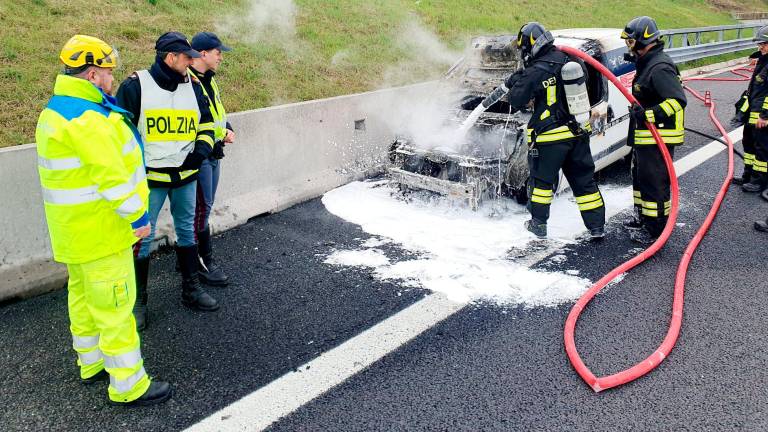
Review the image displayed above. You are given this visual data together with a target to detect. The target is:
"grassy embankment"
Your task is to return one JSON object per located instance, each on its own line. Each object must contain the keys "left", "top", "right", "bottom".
{"left": 1, "top": 0, "right": 765, "bottom": 146}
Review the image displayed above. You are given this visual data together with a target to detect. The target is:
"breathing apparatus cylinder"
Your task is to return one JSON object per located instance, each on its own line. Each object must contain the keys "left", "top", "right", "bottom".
{"left": 561, "top": 61, "right": 591, "bottom": 125}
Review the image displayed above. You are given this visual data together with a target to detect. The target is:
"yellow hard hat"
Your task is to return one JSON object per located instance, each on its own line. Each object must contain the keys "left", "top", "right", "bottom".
{"left": 59, "top": 35, "right": 119, "bottom": 69}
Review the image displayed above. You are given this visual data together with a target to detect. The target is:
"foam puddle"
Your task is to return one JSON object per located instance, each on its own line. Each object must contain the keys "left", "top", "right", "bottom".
{"left": 321, "top": 180, "right": 633, "bottom": 306}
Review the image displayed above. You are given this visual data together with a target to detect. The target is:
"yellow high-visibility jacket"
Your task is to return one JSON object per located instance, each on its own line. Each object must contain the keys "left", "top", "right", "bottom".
{"left": 35, "top": 75, "right": 149, "bottom": 264}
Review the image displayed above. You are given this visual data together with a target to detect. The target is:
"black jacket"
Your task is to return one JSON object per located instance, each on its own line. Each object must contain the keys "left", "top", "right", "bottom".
{"left": 116, "top": 58, "right": 215, "bottom": 187}
{"left": 503, "top": 45, "right": 585, "bottom": 142}
{"left": 628, "top": 44, "right": 687, "bottom": 146}
{"left": 747, "top": 52, "right": 768, "bottom": 116}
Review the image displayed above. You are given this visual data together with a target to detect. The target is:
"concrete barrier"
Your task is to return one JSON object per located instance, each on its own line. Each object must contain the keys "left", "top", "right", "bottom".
{"left": 0, "top": 82, "right": 438, "bottom": 302}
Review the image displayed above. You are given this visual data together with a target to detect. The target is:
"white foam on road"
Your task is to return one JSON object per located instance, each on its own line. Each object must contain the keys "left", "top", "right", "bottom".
{"left": 324, "top": 248, "right": 390, "bottom": 267}
{"left": 188, "top": 127, "right": 742, "bottom": 432}
{"left": 322, "top": 181, "right": 632, "bottom": 306}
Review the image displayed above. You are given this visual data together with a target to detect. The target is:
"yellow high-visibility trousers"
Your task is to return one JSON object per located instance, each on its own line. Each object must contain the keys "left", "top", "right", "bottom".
{"left": 66, "top": 247, "right": 151, "bottom": 403}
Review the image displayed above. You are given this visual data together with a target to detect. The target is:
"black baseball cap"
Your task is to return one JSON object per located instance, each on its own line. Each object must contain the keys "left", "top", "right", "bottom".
{"left": 155, "top": 32, "right": 201, "bottom": 58}
{"left": 191, "top": 32, "right": 232, "bottom": 52}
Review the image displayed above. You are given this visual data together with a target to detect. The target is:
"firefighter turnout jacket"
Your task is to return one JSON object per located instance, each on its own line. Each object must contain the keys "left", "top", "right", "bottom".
{"left": 741, "top": 52, "right": 768, "bottom": 126}
{"left": 35, "top": 75, "right": 150, "bottom": 264}
{"left": 629, "top": 44, "right": 686, "bottom": 146}
{"left": 503, "top": 44, "right": 589, "bottom": 144}
{"left": 116, "top": 58, "right": 215, "bottom": 188}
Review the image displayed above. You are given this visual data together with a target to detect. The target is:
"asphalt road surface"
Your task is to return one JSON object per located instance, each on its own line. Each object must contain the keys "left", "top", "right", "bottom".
{"left": 1, "top": 70, "right": 766, "bottom": 432}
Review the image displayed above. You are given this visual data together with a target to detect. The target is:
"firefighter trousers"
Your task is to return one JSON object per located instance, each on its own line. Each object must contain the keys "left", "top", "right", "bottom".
{"left": 67, "top": 247, "right": 151, "bottom": 403}
{"left": 742, "top": 124, "right": 756, "bottom": 179}
{"left": 527, "top": 134, "right": 605, "bottom": 230}
{"left": 749, "top": 124, "right": 768, "bottom": 184}
{"left": 631, "top": 145, "right": 676, "bottom": 237}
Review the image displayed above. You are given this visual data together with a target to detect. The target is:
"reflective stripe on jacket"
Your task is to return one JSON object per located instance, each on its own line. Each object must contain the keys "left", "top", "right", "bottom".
{"left": 505, "top": 45, "right": 589, "bottom": 145}
{"left": 201, "top": 76, "right": 227, "bottom": 141}
{"left": 35, "top": 75, "right": 149, "bottom": 264}
{"left": 629, "top": 45, "right": 686, "bottom": 146}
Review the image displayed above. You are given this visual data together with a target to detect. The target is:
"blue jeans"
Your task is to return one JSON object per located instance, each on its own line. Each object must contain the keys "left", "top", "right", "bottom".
{"left": 136, "top": 180, "right": 197, "bottom": 259}
{"left": 195, "top": 158, "right": 220, "bottom": 232}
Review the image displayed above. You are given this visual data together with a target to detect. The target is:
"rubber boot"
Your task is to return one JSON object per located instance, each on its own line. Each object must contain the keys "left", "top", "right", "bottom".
{"left": 733, "top": 167, "right": 752, "bottom": 186}
{"left": 742, "top": 174, "right": 766, "bottom": 193}
{"left": 623, "top": 208, "right": 643, "bottom": 230}
{"left": 630, "top": 226, "right": 657, "bottom": 245}
{"left": 109, "top": 381, "right": 173, "bottom": 407}
{"left": 133, "top": 257, "right": 150, "bottom": 332}
{"left": 524, "top": 219, "right": 547, "bottom": 238}
{"left": 755, "top": 218, "right": 768, "bottom": 232}
{"left": 589, "top": 226, "right": 605, "bottom": 240}
{"left": 81, "top": 369, "right": 109, "bottom": 385}
{"left": 197, "top": 228, "right": 229, "bottom": 286}
{"left": 177, "top": 245, "right": 220, "bottom": 312}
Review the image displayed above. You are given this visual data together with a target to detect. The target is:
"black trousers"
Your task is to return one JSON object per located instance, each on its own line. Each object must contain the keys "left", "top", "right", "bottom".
{"left": 749, "top": 124, "right": 768, "bottom": 184}
{"left": 631, "top": 145, "right": 676, "bottom": 237}
{"left": 742, "top": 124, "right": 755, "bottom": 179}
{"left": 527, "top": 134, "right": 605, "bottom": 230}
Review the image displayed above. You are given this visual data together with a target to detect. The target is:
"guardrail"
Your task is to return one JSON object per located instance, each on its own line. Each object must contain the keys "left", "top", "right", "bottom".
{"left": 664, "top": 23, "right": 763, "bottom": 63}
{"left": 732, "top": 12, "right": 768, "bottom": 21}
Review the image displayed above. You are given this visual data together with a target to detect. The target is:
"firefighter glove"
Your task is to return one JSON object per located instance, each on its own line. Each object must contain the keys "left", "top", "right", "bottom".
{"left": 630, "top": 103, "right": 647, "bottom": 124}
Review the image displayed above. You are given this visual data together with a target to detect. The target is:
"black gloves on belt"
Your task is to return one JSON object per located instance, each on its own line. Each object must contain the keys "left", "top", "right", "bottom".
{"left": 212, "top": 141, "right": 226, "bottom": 160}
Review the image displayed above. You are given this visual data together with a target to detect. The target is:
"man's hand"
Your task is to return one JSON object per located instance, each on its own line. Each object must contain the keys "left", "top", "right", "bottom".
{"left": 630, "top": 103, "right": 647, "bottom": 124}
{"left": 133, "top": 223, "right": 151, "bottom": 239}
{"left": 224, "top": 129, "right": 235, "bottom": 144}
{"left": 758, "top": 118, "right": 768, "bottom": 129}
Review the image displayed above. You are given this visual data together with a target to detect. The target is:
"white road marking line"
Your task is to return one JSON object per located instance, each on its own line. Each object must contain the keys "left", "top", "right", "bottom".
{"left": 186, "top": 127, "right": 743, "bottom": 432}
{"left": 187, "top": 294, "right": 463, "bottom": 431}
{"left": 675, "top": 127, "right": 741, "bottom": 176}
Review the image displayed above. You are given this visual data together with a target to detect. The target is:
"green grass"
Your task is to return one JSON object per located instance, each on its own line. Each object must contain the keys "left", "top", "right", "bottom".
{"left": 1, "top": 0, "right": 766, "bottom": 146}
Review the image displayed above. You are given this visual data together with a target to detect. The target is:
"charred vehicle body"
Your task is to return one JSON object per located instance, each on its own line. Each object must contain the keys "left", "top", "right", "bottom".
{"left": 389, "top": 29, "right": 637, "bottom": 209}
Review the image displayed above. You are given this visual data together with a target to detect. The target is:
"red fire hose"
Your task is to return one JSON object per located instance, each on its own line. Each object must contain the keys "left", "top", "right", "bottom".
{"left": 557, "top": 45, "right": 737, "bottom": 392}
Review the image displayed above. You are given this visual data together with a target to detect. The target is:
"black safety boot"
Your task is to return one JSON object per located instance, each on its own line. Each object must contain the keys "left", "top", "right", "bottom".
{"left": 197, "top": 228, "right": 229, "bottom": 286}
{"left": 81, "top": 369, "right": 108, "bottom": 385}
{"left": 630, "top": 227, "right": 658, "bottom": 245}
{"left": 742, "top": 180, "right": 766, "bottom": 193}
{"left": 133, "top": 257, "right": 150, "bottom": 332}
{"left": 755, "top": 218, "right": 768, "bottom": 232}
{"left": 732, "top": 170, "right": 751, "bottom": 186}
{"left": 622, "top": 218, "right": 643, "bottom": 230}
{"left": 732, "top": 165, "right": 753, "bottom": 186}
{"left": 110, "top": 381, "right": 173, "bottom": 407}
{"left": 525, "top": 219, "right": 547, "bottom": 238}
{"left": 177, "top": 245, "right": 220, "bottom": 312}
{"left": 623, "top": 207, "right": 643, "bottom": 230}
{"left": 761, "top": 189, "right": 768, "bottom": 203}
{"left": 589, "top": 226, "right": 605, "bottom": 240}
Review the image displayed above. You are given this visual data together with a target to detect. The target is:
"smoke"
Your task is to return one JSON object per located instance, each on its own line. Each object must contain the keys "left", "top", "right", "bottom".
{"left": 363, "top": 18, "right": 487, "bottom": 154}
{"left": 331, "top": 50, "right": 351, "bottom": 66}
{"left": 215, "top": 0, "right": 301, "bottom": 55}
{"left": 380, "top": 17, "right": 463, "bottom": 88}
{"left": 366, "top": 80, "right": 519, "bottom": 158}
{"left": 398, "top": 19, "right": 463, "bottom": 65}
{"left": 376, "top": 82, "right": 464, "bottom": 151}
